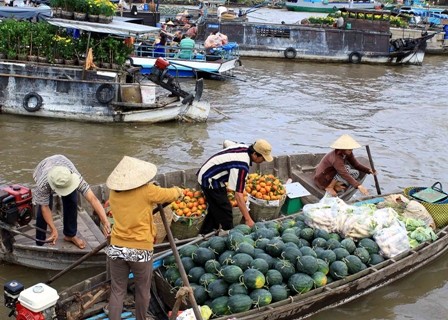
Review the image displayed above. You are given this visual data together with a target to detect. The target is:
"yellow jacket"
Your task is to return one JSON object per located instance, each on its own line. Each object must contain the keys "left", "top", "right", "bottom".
{"left": 109, "top": 183, "right": 182, "bottom": 251}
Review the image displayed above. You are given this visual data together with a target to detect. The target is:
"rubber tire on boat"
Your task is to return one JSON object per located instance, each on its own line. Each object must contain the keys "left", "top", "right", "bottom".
{"left": 348, "top": 51, "right": 362, "bottom": 64}
{"left": 284, "top": 47, "right": 297, "bottom": 59}
{"left": 23, "top": 92, "right": 43, "bottom": 112}
{"left": 95, "top": 83, "right": 115, "bottom": 104}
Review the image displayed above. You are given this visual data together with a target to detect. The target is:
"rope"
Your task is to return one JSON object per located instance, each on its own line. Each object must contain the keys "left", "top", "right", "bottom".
{"left": 175, "top": 286, "right": 193, "bottom": 304}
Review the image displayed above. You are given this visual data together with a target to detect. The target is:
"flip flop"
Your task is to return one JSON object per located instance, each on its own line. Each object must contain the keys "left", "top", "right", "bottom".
{"left": 64, "top": 236, "right": 86, "bottom": 249}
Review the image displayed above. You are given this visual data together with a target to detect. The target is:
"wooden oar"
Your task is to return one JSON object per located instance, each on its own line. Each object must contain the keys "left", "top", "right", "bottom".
{"left": 365, "top": 145, "right": 381, "bottom": 195}
{"left": 157, "top": 203, "right": 203, "bottom": 320}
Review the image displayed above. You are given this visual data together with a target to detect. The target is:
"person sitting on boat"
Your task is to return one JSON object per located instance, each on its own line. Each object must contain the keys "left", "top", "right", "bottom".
{"left": 204, "top": 31, "right": 224, "bottom": 54}
{"left": 178, "top": 34, "right": 196, "bottom": 59}
{"left": 197, "top": 139, "right": 274, "bottom": 233}
{"left": 105, "top": 156, "right": 183, "bottom": 320}
{"left": 171, "top": 30, "right": 183, "bottom": 45}
{"left": 313, "top": 134, "right": 376, "bottom": 197}
{"left": 335, "top": 11, "right": 345, "bottom": 29}
{"left": 186, "top": 24, "right": 198, "bottom": 40}
{"left": 153, "top": 33, "right": 167, "bottom": 58}
{"left": 32, "top": 155, "right": 111, "bottom": 249}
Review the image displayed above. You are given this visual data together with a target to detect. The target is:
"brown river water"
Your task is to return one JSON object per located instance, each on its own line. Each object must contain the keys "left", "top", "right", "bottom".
{"left": 0, "top": 8, "right": 447, "bottom": 319}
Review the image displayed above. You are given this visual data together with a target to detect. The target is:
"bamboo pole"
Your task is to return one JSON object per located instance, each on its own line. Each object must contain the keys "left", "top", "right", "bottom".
{"left": 365, "top": 145, "right": 381, "bottom": 195}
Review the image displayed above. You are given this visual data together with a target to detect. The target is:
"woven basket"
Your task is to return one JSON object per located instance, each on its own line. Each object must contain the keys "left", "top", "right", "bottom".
{"left": 404, "top": 187, "right": 448, "bottom": 228}
{"left": 248, "top": 195, "right": 286, "bottom": 222}
{"left": 232, "top": 207, "right": 243, "bottom": 226}
{"left": 153, "top": 207, "right": 173, "bottom": 244}
{"left": 170, "top": 214, "right": 205, "bottom": 240}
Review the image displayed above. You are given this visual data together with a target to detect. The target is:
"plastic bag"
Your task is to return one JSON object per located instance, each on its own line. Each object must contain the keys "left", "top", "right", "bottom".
{"left": 176, "top": 306, "right": 212, "bottom": 320}
{"left": 373, "top": 221, "right": 410, "bottom": 258}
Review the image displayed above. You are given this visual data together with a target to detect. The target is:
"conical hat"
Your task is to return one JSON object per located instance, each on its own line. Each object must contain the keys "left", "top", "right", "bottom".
{"left": 330, "top": 134, "right": 361, "bottom": 149}
{"left": 106, "top": 156, "right": 157, "bottom": 191}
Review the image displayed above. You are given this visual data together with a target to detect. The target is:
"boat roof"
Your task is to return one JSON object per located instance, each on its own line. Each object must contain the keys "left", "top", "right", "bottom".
{"left": 0, "top": 5, "right": 51, "bottom": 21}
{"left": 47, "top": 16, "right": 159, "bottom": 37}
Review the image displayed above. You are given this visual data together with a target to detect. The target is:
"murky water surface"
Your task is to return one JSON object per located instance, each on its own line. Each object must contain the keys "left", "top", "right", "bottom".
{"left": 0, "top": 8, "right": 447, "bottom": 319}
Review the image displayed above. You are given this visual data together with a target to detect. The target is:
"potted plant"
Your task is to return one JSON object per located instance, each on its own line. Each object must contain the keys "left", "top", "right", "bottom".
{"left": 86, "top": 0, "right": 101, "bottom": 22}
{"left": 98, "top": 0, "right": 116, "bottom": 23}
{"left": 61, "top": 0, "right": 75, "bottom": 19}
{"left": 73, "top": 0, "right": 88, "bottom": 21}
{"left": 50, "top": 0, "right": 63, "bottom": 18}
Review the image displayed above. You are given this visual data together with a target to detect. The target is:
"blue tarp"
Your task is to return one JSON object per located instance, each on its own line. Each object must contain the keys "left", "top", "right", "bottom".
{"left": 0, "top": 5, "right": 51, "bottom": 21}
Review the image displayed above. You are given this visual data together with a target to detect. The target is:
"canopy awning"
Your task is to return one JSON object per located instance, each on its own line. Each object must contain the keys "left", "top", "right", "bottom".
{"left": 0, "top": 5, "right": 52, "bottom": 21}
{"left": 46, "top": 17, "right": 159, "bottom": 37}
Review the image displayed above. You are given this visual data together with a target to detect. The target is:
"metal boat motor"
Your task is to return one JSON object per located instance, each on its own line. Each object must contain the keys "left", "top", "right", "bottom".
{"left": 4, "top": 281, "right": 59, "bottom": 320}
{"left": 0, "top": 185, "right": 33, "bottom": 227}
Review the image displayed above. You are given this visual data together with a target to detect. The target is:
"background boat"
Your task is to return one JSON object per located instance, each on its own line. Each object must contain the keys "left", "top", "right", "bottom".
{"left": 285, "top": 0, "right": 380, "bottom": 13}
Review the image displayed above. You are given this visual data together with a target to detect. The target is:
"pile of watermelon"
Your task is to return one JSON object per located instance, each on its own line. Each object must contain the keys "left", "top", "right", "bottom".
{"left": 162, "top": 214, "right": 386, "bottom": 318}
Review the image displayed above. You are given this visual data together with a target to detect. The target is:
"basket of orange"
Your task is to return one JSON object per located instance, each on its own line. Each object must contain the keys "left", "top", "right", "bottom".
{"left": 169, "top": 188, "right": 207, "bottom": 239}
{"left": 245, "top": 173, "right": 286, "bottom": 222}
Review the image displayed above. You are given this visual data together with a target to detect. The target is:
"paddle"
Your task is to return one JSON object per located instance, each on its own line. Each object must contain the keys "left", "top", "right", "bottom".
{"left": 365, "top": 145, "right": 381, "bottom": 195}
{"left": 157, "top": 203, "right": 203, "bottom": 320}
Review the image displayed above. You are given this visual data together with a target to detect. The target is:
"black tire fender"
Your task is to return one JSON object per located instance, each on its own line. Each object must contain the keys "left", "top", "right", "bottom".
{"left": 23, "top": 92, "right": 43, "bottom": 112}
{"left": 284, "top": 47, "right": 297, "bottom": 59}
{"left": 348, "top": 51, "right": 362, "bottom": 64}
{"left": 95, "top": 83, "right": 115, "bottom": 104}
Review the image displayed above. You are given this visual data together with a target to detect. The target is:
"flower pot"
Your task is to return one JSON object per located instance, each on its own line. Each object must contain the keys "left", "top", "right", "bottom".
{"left": 38, "top": 56, "right": 49, "bottom": 63}
{"left": 61, "top": 10, "right": 74, "bottom": 19}
{"left": 101, "top": 62, "right": 111, "bottom": 69}
{"left": 17, "top": 54, "right": 27, "bottom": 61}
{"left": 54, "top": 58, "right": 65, "bottom": 64}
{"left": 87, "top": 14, "right": 99, "bottom": 22}
{"left": 74, "top": 12, "right": 87, "bottom": 21}
{"left": 53, "top": 8, "right": 62, "bottom": 18}
{"left": 98, "top": 15, "right": 113, "bottom": 24}
{"left": 27, "top": 55, "right": 38, "bottom": 62}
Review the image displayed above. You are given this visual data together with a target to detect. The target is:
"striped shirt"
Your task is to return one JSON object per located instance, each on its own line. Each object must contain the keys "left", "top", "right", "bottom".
{"left": 32, "top": 155, "right": 90, "bottom": 205}
{"left": 197, "top": 144, "right": 251, "bottom": 192}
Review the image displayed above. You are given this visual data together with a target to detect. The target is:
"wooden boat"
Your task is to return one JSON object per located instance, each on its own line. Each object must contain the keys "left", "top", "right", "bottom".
{"left": 6, "top": 195, "right": 447, "bottom": 320}
{"left": 285, "top": 0, "right": 380, "bottom": 13}
{"left": 131, "top": 42, "right": 240, "bottom": 79}
{"left": 0, "top": 18, "right": 210, "bottom": 123}
{"left": 0, "top": 153, "right": 367, "bottom": 270}
{"left": 196, "top": 9, "right": 436, "bottom": 66}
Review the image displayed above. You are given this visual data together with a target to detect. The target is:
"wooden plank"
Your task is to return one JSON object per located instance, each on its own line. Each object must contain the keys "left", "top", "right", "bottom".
{"left": 78, "top": 209, "right": 105, "bottom": 247}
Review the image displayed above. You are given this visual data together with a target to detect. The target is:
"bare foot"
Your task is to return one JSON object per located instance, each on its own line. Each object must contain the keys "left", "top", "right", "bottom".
{"left": 64, "top": 236, "right": 86, "bottom": 249}
{"left": 325, "top": 187, "right": 337, "bottom": 196}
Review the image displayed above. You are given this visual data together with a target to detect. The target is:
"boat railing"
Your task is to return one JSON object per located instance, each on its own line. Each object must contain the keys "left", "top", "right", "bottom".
{"left": 133, "top": 42, "right": 239, "bottom": 61}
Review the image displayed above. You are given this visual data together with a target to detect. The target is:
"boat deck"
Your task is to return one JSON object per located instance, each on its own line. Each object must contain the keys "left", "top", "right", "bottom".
{"left": 6, "top": 208, "right": 107, "bottom": 270}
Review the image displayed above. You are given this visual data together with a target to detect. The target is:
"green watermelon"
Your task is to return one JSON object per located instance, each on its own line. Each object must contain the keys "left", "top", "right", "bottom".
{"left": 296, "top": 255, "right": 318, "bottom": 275}
{"left": 220, "top": 265, "right": 244, "bottom": 284}
{"left": 208, "top": 279, "right": 229, "bottom": 299}
{"left": 199, "top": 273, "right": 218, "bottom": 287}
{"left": 340, "top": 238, "right": 357, "bottom": 254}
{"left": 359, "top": 238, "right": 380, "bottom": 254}
{"left": 228, "top": 294, "right": 253, "bottom": 314}
{"left": 233, "top": 224, "right": 252, "bottom": 235}
{"left": 242, "top": 269, "right": 266, "bottom": 289}
{"left": 250, "top": 258, "right": 270, "bottom": 274}
{"left": 354, "top": 247, "right": 371, "bottom": 264}
{"left": 300, "top": 228, "right": 315, "bottom": 241}
{"left": 193, "top": 285, "right": 209, "bottom": 305}
{"left": 232, "top": 253, "right": 254, "bottom": 270}
{"left": 288, "top": 273, "right": 314, "bottom": 294}
{"left": 265, "top": 238, "right": 285, "bottom": 257}
{"left": 312, "top": 271, "right": 328, "bottom": 287}
{"left": 329, "top": 261, "right": 348, "bottom": 280}
{"left": 299, "top": 246, "right": 317, "bottom": 258}
{"left": 343, "top": 255, "right": 364, "bottom": 274}
{"left": 274, "top": 259, "right": 296, "bottom": 281}
{"left": 316, "top": 258, "right": 329, "bottom": 275}
{"left": 188, "top": 266, "right": 205, "bottom": 284}
{"left": 269, "top": 284, "right": 289, "bottom": 302}
{"left": 208, "top": 236, "right": 227, "bottom": 255}
{"left": 333, "top": 247, "right": 350, "bottom": 260}
{"left": 210, "top": 296, "right": 230, "bottom": 316}
{"left": 314, "top": 229, "right": 330, "bottom": 240}
{"left": 265, "top": 269, "right": 283, "bottom": 286}
{"left": 179, "top": 244, "right": 199, "bottom": 258}
{"left": 193, "top": 247, "right": 216, "bottom": 266}
{"left": 228, "top": 282, "right": 248, "bottom": 296}
{"left": 369, "top": 253, "right": 385, "bottom": 265}
{"left": 205, "top": 259, "right": 221, "bottom": 275}
{"left": 250, "top": 288, "right": 272, "bottom": 307}
{"left": 180, "top": 256, "right": 195, "bottom": 273}
{"left": 281, "top": 247, "right": 303, "bottom": 264}
{"left": 236, "top": 241, "right": 255, "bottom": 257}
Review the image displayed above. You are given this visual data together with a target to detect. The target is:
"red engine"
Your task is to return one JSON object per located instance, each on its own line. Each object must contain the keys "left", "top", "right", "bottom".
{"left": 0, "top": 184, "right": 33, "bottom": 226}
{"left": 16, "top": 303, "right": 46, "bottom": 320}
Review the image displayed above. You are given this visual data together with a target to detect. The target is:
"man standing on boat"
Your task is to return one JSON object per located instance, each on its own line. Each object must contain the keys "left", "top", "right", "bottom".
{"left": 313, "top": 134, "right": 375, "bottom": 197}
{"left": 32, "top": 155, "right": 111, "bottom": 248}
{"left": 197, "top": 139, "right": 273, "bottom": 233}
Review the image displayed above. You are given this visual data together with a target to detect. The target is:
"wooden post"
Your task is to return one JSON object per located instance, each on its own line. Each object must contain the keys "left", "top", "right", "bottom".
{"left": 365, "top": 145, "right": 381, "bottom": 195}
{"left": 157, "top": 204, "right": 203, "bottom": 320}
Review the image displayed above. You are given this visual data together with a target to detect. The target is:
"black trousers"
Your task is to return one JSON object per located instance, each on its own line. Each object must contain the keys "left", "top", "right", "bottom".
{"left": 200, "top": 186, "right": 233, "bottom": 234}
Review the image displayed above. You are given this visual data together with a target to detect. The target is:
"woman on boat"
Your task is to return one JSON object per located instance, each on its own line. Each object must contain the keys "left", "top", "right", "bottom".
{"left": 105, "top": 156, "right": 183, "bottom": 320}
{"left": 197, "top": 139, "right": 273, "bottom": 233}
{"left": 32, "top": 155, "right": 111, "bottom": 249}
{"left": 313, "top": 134, "right": 375, "bottom": 197}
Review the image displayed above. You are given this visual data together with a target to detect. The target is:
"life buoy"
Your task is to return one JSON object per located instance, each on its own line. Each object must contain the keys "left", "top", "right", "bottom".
{"left": 23, "top": 92, "right": 43, "bottom": 112}
{"left": 284, "top": 47, "right": 297, "bottom": 59}
{"left": 95, "top": 83, "right": 115, "bottom": 104}
{"left": 348, "top": 51, "right": 362, "bottom": 64}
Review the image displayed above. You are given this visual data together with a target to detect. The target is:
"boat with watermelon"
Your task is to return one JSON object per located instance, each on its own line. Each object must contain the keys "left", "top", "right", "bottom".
{"left": 4, "top": 191, "right": 445, "bottom": 320}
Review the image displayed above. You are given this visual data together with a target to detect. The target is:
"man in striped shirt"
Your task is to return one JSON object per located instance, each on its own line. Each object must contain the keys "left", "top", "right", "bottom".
{"left": 197, "top": 139, "right": 273, "bottom": 234}
{"left": 33, "top": 155, "right": 111, "bottom": 249}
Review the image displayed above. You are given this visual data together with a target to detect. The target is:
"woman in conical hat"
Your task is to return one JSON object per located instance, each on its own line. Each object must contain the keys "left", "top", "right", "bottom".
{"left": 314, "top": 134, "right": 375, "bottom": 196}
{"left": 105, "top": 156, "right": 183, "bottom": 320}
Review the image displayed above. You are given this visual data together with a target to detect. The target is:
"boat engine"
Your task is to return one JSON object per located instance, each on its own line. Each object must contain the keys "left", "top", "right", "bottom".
{"left": 0, "top": 185, "right": 33, "bottom": 227}
{"left": 4, "top": 281, "right": 59, "bottom": 320}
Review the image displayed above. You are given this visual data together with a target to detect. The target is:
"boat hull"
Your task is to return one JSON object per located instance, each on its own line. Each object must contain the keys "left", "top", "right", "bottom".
{"left": 0, "top": 62, "right": 209, "bottom": 123}
{"left": 285, "top": 0, "right": 378, "bottom": 13}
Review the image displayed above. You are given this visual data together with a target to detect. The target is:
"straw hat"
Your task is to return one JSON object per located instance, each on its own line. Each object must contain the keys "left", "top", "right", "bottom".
{"left": 106, "top": 156, "right": 157, "bottom": 191}
{"left": 166, "top": 20, "right": 174, "bottom": 25}
{"left": 253, "top": 139, "right": 273, "bottom": 162}
{"left": 48, "top": 166, "right": 81, "bottom": 196}
{"left": 330, "top": 134, "right": 361, "bottom": 149}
